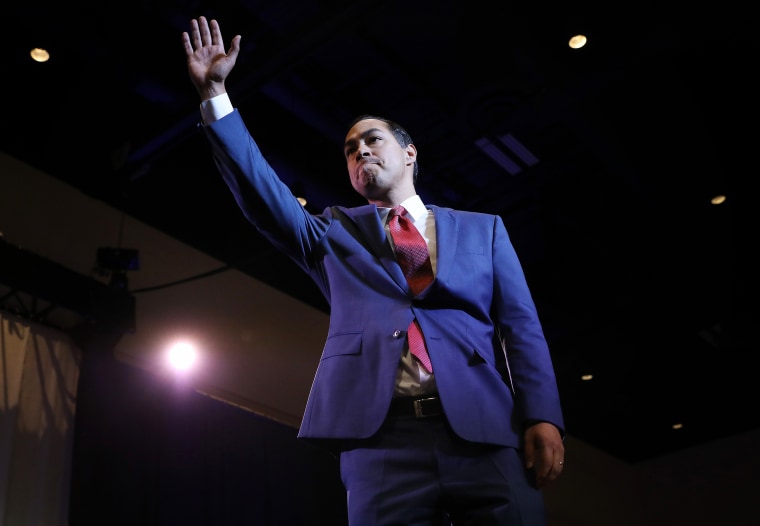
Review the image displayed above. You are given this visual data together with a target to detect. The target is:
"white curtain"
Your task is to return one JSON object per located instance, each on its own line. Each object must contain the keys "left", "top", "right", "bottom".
{"left": 0, "top": 311, "right": 82, "bottom": 526}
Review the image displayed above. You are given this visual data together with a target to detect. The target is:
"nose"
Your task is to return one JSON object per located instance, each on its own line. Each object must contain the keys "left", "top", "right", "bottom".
{"left": 356, "top": 143, "right": 371, "bottom": 159}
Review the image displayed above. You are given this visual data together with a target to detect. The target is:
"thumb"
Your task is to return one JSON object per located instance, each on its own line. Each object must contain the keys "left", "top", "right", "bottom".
{"left": 227, "top": 34, "right": 242, "bottom": 62}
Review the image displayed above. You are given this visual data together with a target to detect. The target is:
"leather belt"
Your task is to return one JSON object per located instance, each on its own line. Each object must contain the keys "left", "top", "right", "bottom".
{"left": 388, "top": 394, "right": 444, "bottom": 419}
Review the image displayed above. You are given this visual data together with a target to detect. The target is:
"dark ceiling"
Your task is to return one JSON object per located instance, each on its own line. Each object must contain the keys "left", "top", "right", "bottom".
{"left": 3, "top": 2, "right": 757, "bottom": 463}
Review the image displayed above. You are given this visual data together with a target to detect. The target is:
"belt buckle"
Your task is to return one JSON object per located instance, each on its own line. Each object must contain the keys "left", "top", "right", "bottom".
{"left": 413, "top": 397, "right": 438, "bottom": 418}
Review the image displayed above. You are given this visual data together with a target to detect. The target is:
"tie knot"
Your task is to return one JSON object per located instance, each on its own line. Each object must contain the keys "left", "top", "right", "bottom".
{"left": 390, "top": 205, "right": 407, "bottom": 218}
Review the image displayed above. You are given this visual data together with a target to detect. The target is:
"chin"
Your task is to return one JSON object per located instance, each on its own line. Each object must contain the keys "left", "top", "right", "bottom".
{"left": 355, "top": 171, "right": 376, "bottom": 187}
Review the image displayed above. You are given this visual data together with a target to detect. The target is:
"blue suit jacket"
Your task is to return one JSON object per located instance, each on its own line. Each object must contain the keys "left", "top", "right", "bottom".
{"left": 202, "top": 110, "right": 564, "bottom": 449}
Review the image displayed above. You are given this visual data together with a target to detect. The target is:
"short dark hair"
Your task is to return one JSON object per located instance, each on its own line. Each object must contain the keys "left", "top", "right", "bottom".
{"left": 348, "top": 114, "right": 419, "bottom": 182}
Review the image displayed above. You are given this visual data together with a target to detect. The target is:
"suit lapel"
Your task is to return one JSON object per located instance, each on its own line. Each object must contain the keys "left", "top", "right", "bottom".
{"left": 428, "top": 205, "right": 457, "bottom": 287}
{"left": 347, "top": 205, "right": 409, "bottom": 292}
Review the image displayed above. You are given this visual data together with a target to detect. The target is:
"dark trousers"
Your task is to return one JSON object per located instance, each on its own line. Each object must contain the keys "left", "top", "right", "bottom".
{"left": 338, "top": 414, "right": 546, "bottom": 526}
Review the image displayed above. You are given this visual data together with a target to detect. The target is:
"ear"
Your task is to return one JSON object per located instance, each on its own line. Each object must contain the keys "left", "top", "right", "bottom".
{"left": 405, "top": 143, "right": 417, "bottom": 165}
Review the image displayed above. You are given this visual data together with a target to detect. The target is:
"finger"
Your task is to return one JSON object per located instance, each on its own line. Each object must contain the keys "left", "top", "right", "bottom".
{"left": 209, "top": 18, "right": 223, "bottom": 47}
{"left": 554, "top": 445, "right": 565, "bottom": 471}
{"left": 228, "top": 34, "right": 242, "bottom": 59}
{"left": 199, "top": 16, "right": 212, "bottom": 46}
{"left": 181, "top": 32, "right": 192, "bottom": 56}
{"left": 188, "top": 18, "right": 202, "bottom": 51}
{"left": 523, "top": 439, "right": 535, "bottom": 470}
{"left": 541, "top": 455, "right": 564, "bottom": 487}
{"left": 536, "top": 459, "right": 562, "bottom": 489}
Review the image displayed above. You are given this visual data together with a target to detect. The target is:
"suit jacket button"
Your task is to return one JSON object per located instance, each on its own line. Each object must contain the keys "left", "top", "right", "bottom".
{"left": 393, "top": 330, "right": 402, "bottom": 338}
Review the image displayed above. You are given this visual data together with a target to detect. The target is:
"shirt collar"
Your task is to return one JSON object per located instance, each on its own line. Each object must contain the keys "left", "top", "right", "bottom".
{"left": 397, "top": 195, "right": 427, "bottom": 222}
{"left": 379, "top": 194, "right": 427, "bottom": 223}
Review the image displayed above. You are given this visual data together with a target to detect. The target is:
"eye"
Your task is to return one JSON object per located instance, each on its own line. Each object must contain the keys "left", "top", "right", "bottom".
{"left": 345, "top": 147, "right": 356, "bottom": 158}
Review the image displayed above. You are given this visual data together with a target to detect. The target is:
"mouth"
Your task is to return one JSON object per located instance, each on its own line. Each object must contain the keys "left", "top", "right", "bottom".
{"left": 354, "top": 162, "right": 378, "bottom": 183}
{"left": 359, "top": 155, "right": 380, "bottom": 165}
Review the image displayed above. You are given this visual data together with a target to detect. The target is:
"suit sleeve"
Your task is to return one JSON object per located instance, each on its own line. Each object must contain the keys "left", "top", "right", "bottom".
{"left": 199, "top": 109, "right": 330, "bottom": 271}
{"left": 491, "top": 215, "right": 565, "bottom": 434}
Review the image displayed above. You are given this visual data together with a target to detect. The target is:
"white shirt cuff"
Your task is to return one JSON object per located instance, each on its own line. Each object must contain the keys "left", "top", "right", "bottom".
{"left": 199, "top": 93, "right": 234, "bottom": 124}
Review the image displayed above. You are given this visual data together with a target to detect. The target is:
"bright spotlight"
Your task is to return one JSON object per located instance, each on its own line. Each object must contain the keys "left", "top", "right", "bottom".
{"left": 167, "top": 341, "right": 198, "bottom": 371}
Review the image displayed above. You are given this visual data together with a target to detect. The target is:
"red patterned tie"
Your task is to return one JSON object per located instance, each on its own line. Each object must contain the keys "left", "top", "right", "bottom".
{"left": 388, "top": 205, "right": 434, "bottom": 373}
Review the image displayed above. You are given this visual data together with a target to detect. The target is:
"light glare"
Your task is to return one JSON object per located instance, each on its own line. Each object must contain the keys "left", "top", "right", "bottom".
{"left": 30, "top": 48, "right": 50, "bottom": 62}
{"left": 569, "top": 35, "right": 587, "bottom": 49}
{"left": 167, "top": 341, "right": 197, "bottom": 371}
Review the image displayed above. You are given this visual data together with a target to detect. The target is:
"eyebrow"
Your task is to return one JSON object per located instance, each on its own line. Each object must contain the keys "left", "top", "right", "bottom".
{"left": 344, "top": 127, "right": 384, "bottom": 150}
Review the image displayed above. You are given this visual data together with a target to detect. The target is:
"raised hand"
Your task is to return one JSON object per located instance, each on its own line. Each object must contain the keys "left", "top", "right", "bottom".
{"left": 182, "top": 16, "right": 241, "bottom": 100}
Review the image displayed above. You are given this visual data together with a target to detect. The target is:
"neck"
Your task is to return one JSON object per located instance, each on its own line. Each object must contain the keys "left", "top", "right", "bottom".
{"left": 367, "top": 188, "right": 416, "bottom": 209}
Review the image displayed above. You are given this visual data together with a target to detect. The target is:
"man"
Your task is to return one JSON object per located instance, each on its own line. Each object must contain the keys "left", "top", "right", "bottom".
{"left": 182, "top": 16, "right": 565, "bottom": 526}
